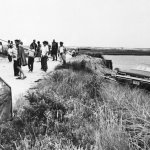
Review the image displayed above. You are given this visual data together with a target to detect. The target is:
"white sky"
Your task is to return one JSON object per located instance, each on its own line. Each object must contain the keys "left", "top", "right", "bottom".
{"left": 0, "top": 0, "right": 150, "bottom": 48}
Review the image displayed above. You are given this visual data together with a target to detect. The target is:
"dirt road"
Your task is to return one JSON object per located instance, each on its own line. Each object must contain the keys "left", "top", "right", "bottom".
{"left": 0, "top": 54, "right": 72, "bottom": 107}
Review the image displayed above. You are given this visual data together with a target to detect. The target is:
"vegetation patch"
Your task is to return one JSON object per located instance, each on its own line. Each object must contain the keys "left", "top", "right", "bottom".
{"left": 1, "top": 55, "right": 150, "bottom": 149}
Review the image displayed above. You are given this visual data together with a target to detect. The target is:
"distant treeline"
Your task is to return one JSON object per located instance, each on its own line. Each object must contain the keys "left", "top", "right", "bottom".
{"left": 77, "top": 48, "right": 150, "bottom": 56}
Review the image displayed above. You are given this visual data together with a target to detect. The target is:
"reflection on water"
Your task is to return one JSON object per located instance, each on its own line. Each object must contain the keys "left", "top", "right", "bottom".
{"left": 104, "top": 55, "right": 150, "bottom": 70}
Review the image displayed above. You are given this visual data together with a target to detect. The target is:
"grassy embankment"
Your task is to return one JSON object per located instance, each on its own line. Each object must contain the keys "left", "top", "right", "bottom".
{"left": 1, "top": 55, "right": 150, "bottom": 149}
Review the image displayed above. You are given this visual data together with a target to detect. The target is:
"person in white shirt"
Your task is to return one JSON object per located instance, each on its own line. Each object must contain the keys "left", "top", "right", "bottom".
{"left": 41, "top": 41, "right": 49, "bottom": 72}
{"left": 11, "top": 45, "right": 19, "bottom": 76}
{"left": 59, "top": 42, "right": 66, "bottom": 65}
{"left": 7, "top": 45, "right": 13, "bottom": 62}
{"left": 28, "top": 45, "right": 35, "bottom": 72}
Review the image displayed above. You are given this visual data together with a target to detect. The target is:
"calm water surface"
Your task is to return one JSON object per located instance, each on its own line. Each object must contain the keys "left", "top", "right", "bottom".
{"left": 104, "top": 55, "right": 150, "bottom": 70}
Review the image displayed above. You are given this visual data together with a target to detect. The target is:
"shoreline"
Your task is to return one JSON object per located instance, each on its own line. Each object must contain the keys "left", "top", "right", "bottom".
{"left": 79, "top": 49, "right": 150, "bottom": 56}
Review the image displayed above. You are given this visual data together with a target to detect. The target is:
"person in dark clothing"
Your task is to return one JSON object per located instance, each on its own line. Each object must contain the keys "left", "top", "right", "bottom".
{"left": 14, "top": 40, "right": 27, "bottom": 79}
{"left": 14, "top": 60, "right": 20, "bottom": 76}
{"left": 7, "top": 44, "right": 13, "bottom": 62}
{"left": 30, "top": 39, "right": 37, "bottom": 56}
{"left": 12, "top": 41, "right": 20, "bottom": 76}
{"left": 7, "top": 40, "right": 11, "bottom": 55}
{"left": 48, "top": 44, "right": 51, "bottom": 56}
{"left": 7, "top": 40, "right": 11, "bottom": 47}
{"left": 51, "top": 39, "right": 58, "bottom": 61}
{"left": 37, "top": 41, "right": 41, "bottom": 61}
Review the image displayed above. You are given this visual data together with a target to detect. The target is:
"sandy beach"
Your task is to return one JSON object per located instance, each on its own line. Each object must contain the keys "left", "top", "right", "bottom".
{"left": 0, "top": 54, "right": 72, "bottom": 107}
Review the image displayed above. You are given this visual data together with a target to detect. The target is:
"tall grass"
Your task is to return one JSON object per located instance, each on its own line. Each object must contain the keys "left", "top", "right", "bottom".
{"left": 1, "top": 55, "right": 150, "bottom": 149}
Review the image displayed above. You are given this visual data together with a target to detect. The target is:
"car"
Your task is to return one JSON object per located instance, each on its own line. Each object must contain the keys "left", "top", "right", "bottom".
{"left": 114, "top": 64, "right": 150, "bottom": 90}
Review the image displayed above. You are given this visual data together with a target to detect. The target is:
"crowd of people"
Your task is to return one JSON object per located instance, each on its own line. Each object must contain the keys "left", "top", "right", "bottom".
{"left": 1, "top": 39, "right": 68, "bottom": 80}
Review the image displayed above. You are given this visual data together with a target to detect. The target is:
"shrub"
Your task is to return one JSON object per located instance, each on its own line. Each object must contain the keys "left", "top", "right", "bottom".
{"left": 1, "top": 55, "right": 150, "bottom": 149}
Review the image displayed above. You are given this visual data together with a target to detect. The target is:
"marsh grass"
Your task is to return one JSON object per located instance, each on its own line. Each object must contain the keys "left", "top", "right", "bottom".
{"left": 1, "top": 55, "right": 150, "bottom": 149}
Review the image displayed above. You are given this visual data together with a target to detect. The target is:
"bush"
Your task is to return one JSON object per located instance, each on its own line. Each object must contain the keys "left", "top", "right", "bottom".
{"left": 1, "top": 55, "right": 150, "bottom": 149}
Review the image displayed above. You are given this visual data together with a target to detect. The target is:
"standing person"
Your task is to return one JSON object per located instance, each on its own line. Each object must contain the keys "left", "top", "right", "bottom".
{"left": 7, "top": 40, "right": 11, "bottom": 48}
{"left": 7, "top": 44, "right": 13, "bottom": 62}
{"left": 19, "top": 40, "right": 27, "bottom": 67}
{"left": 10, "top": 41, "right": 13, "bottom": 46}
{"left": 14, "top": 40, "right": 27, "bottom": 79}
{"left": 28, "top": 45, "right": 35, "bottom": 72}
{"left": 48, "top": 44, "right": 51, "bottom": 57}
{"left": 30, "top": 39, "right": 37, "bottom": 56}
{"left": 11, "top": 42, "right": 19, "bottom": 76}
{"left": 0, "top": 42, "right": 3, "bottom": 53}
{"left": 59, "top": 42, "right": 66, "bottom": 65}
{"left": 51, "top": 39, "right": 58, "bottom": 61}
{"left": 41, "top": 41, "right": 49, "bottom": 72}
{"left": 6, "top": 40, "right": 11, "bottom": 55}
{"left": 37, "top": 41, "right": 41, "bottom": 62}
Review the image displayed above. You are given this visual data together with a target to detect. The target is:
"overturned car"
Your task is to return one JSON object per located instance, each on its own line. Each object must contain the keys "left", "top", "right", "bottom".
{"left": 113, "top": 64, "right": 150, "bottom": 90}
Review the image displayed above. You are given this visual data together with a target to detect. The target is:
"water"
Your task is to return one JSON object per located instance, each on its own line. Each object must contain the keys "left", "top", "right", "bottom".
{"left": 104, "top": 55, "right": 150, "bottom": 70}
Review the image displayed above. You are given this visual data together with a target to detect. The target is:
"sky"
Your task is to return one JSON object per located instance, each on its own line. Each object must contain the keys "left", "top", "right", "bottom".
{"left": 0, "top": 0, "right": 150, "bottom": 48}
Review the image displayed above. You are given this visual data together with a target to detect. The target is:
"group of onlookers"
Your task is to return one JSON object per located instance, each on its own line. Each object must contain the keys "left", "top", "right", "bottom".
{"left": 1, "top": 39, "right": 67, "bottom": 80}
{"left": 29, "top": 39, "right": 67, "bottom": 72}
{"left": 7, "top": 39, "right": 27, "bottom": 79}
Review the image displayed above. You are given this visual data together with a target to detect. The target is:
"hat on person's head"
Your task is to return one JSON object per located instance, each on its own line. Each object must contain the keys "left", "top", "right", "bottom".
{"left": 43, "top": 41, "right": 48, "bottom": 45}
{"left": 15, "top": 39, "right": 20, "bottom": 42}
{"left": 15, "top": 39, "right": 20, "bottom": 43}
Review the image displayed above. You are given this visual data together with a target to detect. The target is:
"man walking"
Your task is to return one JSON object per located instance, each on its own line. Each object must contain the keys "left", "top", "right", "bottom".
{"left": 51, "top": 39, "right": 58, "bottom": 61}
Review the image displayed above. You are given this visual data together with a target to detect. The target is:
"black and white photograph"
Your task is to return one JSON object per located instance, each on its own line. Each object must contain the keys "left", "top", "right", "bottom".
{"left": 0, "top": 0, "right": 150, "bottom": 149}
